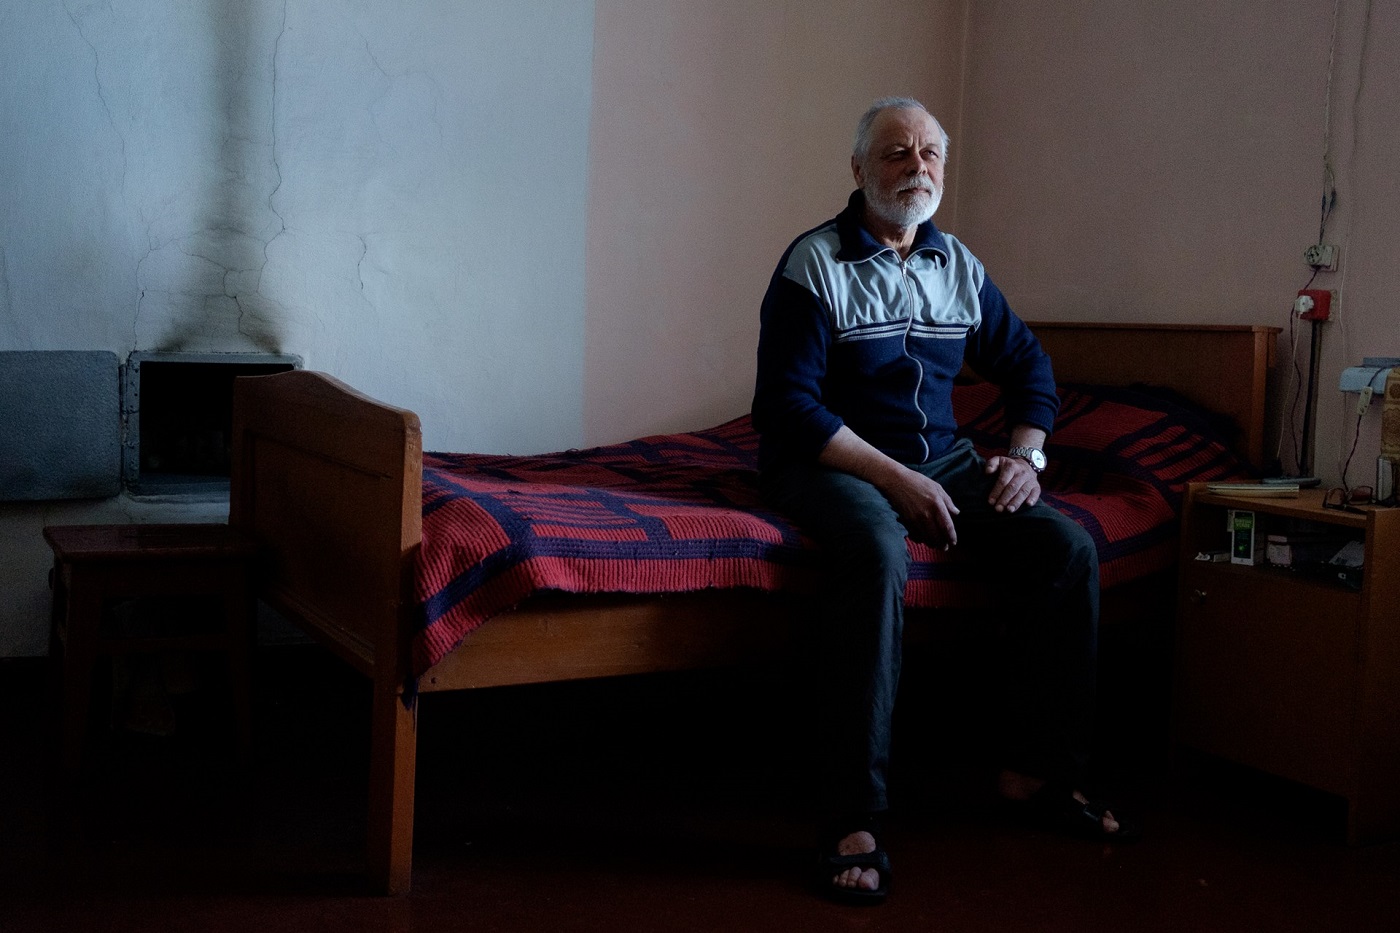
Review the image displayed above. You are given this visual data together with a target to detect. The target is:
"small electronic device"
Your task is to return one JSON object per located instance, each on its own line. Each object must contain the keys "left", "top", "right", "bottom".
{"left": 1230, "top": 509, "right": 1262, "bottom": 565}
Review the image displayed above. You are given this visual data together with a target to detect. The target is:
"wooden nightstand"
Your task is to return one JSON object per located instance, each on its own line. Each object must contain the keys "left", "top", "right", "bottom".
{"left": 1173, "top": 485, "right": 1400, "bottom": 843}
{"left": 45, "top": 523, "right": 258, "bottom": 779}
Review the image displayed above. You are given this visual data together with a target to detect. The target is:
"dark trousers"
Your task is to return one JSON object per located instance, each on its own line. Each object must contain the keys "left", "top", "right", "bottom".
{"left": 761, "top": 439, "right": 1100, "bottom": 819}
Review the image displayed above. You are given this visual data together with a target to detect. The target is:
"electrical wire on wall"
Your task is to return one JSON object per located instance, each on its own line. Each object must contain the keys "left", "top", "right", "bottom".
{"left": 1278, "top": 268, "right": 1319, "bottom": 473}
{"left": 1339, "top": 368, "right": 1389, "bottom": 494}
{"left": 1275, "top": 0, "right": 1373, "bottom": 481}
{"left": 1334, "top": 0, "right": 1374, "bottom": 488}
{"left": 1275, "top": 1, "right": 1340, "bottom": 474}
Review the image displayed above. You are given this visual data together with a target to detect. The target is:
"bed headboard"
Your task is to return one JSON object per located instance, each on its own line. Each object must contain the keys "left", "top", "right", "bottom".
{"left": 1027, "top": 322, "right": 1279, "bottom": 470}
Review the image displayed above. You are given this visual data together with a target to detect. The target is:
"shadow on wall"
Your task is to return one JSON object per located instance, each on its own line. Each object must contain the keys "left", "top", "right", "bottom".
{"left": 150, "top": 0, "right": 287, "bottom": 353}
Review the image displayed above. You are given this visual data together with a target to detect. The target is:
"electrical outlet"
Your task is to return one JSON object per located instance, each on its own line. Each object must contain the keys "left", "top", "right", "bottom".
{"left": 1304, "top": 243, "right": 1339, "bottom": 271}
{"left": 1297, "top": 288, "right": 1332, "bottom": 321}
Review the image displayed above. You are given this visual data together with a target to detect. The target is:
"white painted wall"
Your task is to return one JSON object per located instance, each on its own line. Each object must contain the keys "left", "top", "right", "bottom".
{"left": 1, "top": 0, "right": 592, "bottom": 453}
{"left": 0, "top": 0, "right": 594, "bottom": 655}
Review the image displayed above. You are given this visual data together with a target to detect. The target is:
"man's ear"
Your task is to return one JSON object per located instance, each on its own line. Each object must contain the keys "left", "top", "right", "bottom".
{"left": 851, "top": 155, "right": 864, "bottom": 187}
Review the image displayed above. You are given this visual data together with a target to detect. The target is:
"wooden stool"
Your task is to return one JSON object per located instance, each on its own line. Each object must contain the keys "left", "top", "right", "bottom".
{"left": 44, "top": 523, "right": 258, "bottom": 778}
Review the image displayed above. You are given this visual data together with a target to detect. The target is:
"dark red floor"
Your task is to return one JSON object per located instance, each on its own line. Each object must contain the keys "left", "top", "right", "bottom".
{"left": 2, "top": 644, "right": 1397, "bottom": 932}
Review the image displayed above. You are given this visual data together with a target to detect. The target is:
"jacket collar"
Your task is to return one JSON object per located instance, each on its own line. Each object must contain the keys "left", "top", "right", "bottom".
{"left": 834, "top": 189, "right": 950, "bottom": 264}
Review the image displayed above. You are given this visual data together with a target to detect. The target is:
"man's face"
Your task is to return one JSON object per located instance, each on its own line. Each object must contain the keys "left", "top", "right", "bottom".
{"left": 853, "top": 108, "right": 945, "bottom": 229}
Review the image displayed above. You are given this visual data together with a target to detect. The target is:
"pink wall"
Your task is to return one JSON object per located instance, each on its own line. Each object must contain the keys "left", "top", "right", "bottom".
{"left": 583, "top": 0, "right": 967, "bottom": 444}
{"left": 957, "top": 0, "right": 1400, "bottom": 484}
{"left": 585, "top": 1, "right": 1398, "bottom": 485}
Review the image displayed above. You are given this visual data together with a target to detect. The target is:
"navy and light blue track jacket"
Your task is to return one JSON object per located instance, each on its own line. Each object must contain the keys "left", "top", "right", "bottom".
{"left": 752, "top": 191, "right": 1059, "bottom": 470}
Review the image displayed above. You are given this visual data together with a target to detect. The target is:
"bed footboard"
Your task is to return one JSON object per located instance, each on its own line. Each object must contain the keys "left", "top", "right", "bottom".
{"left": 231, "top": 370, "right": 422, "bottom": 893}
{"left": 231, "top": 370, "right": 421, "bottom": 673}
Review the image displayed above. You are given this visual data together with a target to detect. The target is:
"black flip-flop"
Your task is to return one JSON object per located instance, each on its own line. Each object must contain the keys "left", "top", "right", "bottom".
{"left": 815, "top": 843, "right": 892, "bottom": 906}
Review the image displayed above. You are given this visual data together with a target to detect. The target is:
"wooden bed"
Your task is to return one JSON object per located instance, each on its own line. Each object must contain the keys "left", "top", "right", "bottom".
{"left": 229, "top": 322, "right": 1278, "bottom": 894}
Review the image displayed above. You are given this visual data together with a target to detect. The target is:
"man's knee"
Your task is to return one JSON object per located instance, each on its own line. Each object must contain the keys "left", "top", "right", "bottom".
{"left": 831, "top": 523, "right": 910, "bottom": 589}
{"left": 1060, "top": 519, "right": 1098, "bottom": 576}
{"left": 1012, "top": 507, "right": 1099, "bottom": 592}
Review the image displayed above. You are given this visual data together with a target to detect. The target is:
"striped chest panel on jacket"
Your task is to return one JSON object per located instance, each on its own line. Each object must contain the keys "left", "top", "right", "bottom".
{"left": 779, "top": 224, "right": 988, "bottom": 461}
{"left": 781, "top": 223, "right": 985, "bottom": 339}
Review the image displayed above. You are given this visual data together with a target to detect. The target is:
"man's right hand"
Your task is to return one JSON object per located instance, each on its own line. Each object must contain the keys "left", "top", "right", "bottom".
{"left": 817, "top": 426, "right": 960, "bottom": 548}
{"left": 878, "top": 466, "right": 960, "bottom": 548}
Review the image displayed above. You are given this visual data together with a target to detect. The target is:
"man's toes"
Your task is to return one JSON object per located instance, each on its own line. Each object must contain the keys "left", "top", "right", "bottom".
{"left": 834, "top": 867, "right": 880, "bottom": 891}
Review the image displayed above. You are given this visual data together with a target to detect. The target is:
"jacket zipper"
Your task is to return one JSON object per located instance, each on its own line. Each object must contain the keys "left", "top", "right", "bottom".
{"left": 899, "top": 256, "right": 930, "bottom": 462}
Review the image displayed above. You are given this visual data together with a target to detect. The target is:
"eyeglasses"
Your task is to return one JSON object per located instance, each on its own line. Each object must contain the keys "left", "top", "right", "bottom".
{"left": 1324, "top": 485, "right": 1373, "bottom": 514}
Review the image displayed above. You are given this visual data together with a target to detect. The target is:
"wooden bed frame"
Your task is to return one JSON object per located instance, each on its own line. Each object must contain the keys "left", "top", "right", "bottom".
{"left": 229, "top": 322, "right": 1278, "bottom": 894}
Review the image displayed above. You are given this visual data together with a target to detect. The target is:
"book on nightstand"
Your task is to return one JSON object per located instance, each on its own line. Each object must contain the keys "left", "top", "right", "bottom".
{"left": 1207, "top": 482, "right": 1300, "bottom": 497}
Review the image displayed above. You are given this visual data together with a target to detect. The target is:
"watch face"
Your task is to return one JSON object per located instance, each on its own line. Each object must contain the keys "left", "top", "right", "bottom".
{"left": 1012, "top": 447, "right": 1046, "bottom": 471}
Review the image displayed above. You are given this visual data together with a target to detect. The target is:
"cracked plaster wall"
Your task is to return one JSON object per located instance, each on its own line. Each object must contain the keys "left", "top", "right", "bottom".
{"left": 0, "top": 0, "right": 594, "bottom": 655}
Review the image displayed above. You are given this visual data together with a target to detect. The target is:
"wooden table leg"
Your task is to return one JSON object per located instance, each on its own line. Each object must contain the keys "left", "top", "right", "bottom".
{"left": 58, "top": 577, "right": 104, "bottom": 781}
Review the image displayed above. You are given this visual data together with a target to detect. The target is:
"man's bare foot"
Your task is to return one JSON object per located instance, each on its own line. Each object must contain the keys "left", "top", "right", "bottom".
{"left": 998, "top": 770, "right": 1125, "bottom": 837}
{"left": 817, "top": 828, "right": 891, "bottom": 904}
{"left": 833, "top": 831, "right": 881, "bottom": 892}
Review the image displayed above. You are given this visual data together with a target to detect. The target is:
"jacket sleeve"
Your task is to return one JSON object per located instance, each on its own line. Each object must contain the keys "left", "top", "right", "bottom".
{"left": 964, "top": 275, "right": 1060, "bottom": 435}
{"left": 751, "top": 271, "right": 844, "bottom": 462}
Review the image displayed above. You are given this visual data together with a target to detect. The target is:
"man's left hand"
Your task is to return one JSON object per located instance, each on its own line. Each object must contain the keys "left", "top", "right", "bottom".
{"left": 983, "top": 454, "right": 1041, "bottom": 513}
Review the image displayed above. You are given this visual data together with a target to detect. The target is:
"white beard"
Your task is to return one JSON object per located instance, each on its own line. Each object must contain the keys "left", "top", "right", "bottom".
{"left": 865, "top": 179, "right": 941, "bottom": 229}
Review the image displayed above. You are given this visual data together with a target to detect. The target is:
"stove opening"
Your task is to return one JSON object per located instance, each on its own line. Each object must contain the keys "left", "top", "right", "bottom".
{"left": 124, "top": 352, "right": 300, "bottom": 495}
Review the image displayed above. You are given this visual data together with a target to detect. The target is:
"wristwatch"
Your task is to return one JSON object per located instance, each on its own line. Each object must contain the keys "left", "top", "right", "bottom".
{"left": 1008, "top": 446, "right": 1047, "bottom": 473}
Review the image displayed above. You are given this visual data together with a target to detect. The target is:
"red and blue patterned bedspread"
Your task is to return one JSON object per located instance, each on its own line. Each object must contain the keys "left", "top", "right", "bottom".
{"left": 412, "top": 382, "right": 1248, "bottom": 676}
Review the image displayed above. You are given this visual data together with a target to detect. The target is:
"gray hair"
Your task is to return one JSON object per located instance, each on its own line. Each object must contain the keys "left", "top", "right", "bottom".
{"left": 852, "top": 96, "right": 950, "bottom": 162}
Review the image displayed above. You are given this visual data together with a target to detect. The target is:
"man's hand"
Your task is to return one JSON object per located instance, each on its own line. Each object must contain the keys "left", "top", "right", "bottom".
{"left": 817, "top": 426, "right": 961, "bottom": 547}
{"left": 881, "top": 466, "right": 961, "bottom": 548}
{"left": 983, "top": 453, "right": 1041, "bottom": 513}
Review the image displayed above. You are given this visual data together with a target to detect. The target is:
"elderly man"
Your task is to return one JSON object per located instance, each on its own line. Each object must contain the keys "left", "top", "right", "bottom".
{"left": 752, "top": 97, "right": 1137, "bottom": 905}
